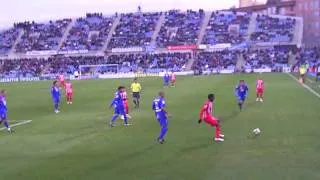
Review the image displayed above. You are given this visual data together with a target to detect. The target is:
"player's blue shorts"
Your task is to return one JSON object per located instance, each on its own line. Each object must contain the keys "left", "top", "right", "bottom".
{"left": 237, "top": 95, "right": 246, "bottom": 102}
{"left": 156, "top": 113, "right": 168, "bottom": 127}
{"left": 114, "top": 107, "right": 126, "bottom": 115}
{"left": 53, "top": 98, "right": 60, "bottom": 104}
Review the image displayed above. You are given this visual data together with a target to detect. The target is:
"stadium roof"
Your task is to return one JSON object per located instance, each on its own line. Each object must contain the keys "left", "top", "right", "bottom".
{"left": 234, "top": 0, "right": 295, "bottom": 12}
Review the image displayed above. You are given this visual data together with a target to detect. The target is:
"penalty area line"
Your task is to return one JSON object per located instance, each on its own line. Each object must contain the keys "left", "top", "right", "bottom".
{"left": 286, "top": 73, "right": 320, "bottom": 99}
{"left": 0, "top": 120, "right": 32, "bottom": 131}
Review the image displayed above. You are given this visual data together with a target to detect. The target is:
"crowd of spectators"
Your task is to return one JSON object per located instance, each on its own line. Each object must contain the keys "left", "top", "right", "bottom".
{"left": 106, "top": 52, "right": 190, "bottom": 72}
{"left": 0, "top": 11, "right": 300, "bottom": 54}
{"left": 0, "top": 58, "right": 44, "bottom": 78}
{"left": 0, "top": 28, "right": 20, "bottom": 55}
{"left": 61, "top": 13, "right": 114, "bottom": 51}
{"left": 0, "top": 52, "right": 190, "bottom": 77}
{"left": 108, "top": 12, "right": 160, "bottom": 48}
{"left": 15, "top": 19, "right": 72, "bottom": 53}
{"left": 293, "top": 47, "right": 320, "bottom": 71}
{"left": 192, "top": 50, "right": 238, "bottom": 71}
{"left": 157, "top": 10, "right": 204, "bottom": 47}
{"left": 251, "top": 15, "right": 295, "bottom": 43}
{"left": 203, "top": 11, "right": 251, "bottom": 45}
{"left": 242, "top": 48, "right": 290, "bottom": 69}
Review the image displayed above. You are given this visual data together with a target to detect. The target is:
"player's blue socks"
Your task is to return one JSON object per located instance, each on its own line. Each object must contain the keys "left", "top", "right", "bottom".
{"left": 238, "top": 102, "right": 243, "bottom": 111}
{"left": 110, "top": 114, "right": 129, "bottom": 126}
{"left": 54, "top": 103, "right": 59, "bottom": 111}
{"left": 3, "top": 120, "right": 9, "bottom": 129}
{"left": 123, "top": 115, "right": 128, "bottom": 124}
{"left": 158, "top": 126, "right": 168, "bottom": 141}
{"left": 111, "top": 114, "right": 118, "bottom": 123}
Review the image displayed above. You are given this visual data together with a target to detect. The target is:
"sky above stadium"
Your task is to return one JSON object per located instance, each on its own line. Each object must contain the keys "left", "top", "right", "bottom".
{"left": 0, "top": 0, "right": 237, "bottom": 28}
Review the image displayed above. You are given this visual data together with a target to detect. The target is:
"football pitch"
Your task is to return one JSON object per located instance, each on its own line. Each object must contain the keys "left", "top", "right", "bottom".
{"left": 1, "top": 73, "right": 320, "bottom": 180}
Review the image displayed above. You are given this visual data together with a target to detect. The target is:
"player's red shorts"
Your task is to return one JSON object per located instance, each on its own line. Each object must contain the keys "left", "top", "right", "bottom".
{"left": 66, "top": 92, "right": 72, "bottom": 97}
{"left": 204, "top": 115, "right": 219, "bottom": 126}
{"left": 124, "top": 100, "right": 129, "bottom": 111}
{"left": 256, "top": 88, "right": 264, "bottom": 94}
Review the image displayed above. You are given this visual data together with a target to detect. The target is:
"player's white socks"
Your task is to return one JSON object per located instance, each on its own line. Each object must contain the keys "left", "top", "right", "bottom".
{"left": 256, "top": 98, "right": 259, "bottom": 102}
{"left": 214, "top": 138, "right": 224, "bottom": 142}
{"left": 219, "top": 134, "right": 225, "bottom": 138}
{"left": 260, "top": 98, "right": 263, "bottom": 102}
{"left": 121, "top": 115, "right": 132, "bottom": 120}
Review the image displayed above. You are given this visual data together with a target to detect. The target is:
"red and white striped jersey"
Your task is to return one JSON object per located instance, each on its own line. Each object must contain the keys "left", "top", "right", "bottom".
{"left": 256, "top": 79, "right": 264, "bottom": 89}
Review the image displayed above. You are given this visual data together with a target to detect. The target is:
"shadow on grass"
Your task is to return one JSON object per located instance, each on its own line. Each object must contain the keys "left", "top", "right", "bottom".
{"left": 179, "top": 142, "right": 213, "bottom": 153}
{"left": 220, "top": 101, "right": 256, "bottom": 123}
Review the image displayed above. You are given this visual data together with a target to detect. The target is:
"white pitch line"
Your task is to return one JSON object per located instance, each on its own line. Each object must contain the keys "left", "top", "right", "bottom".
{"left": 0, "top": 120, "right": 32, "bottom": 131}
{"left": 286, "top": 73, "right": 320, "bottom": 99}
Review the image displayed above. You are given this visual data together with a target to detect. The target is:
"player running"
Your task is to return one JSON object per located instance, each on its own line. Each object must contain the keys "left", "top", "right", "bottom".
{"left": 198, "top": 93, "right": 224, "bottom": 142}
{"left": 58, "top": 73, "right": 66, "bottom": 88}
{"left": 235, "top": 80, "right": 249, "bottom": 111}
{"left": 256, "top": 78, "right": 264, "bottom": 102}
{"left": 152, "top": 91, "right": 170, "bottom": 144}
{"left": 51, "top": 80, "right": 61, "bottom": 113}
{"left": 163, "top": 72, "right": 170, "bottom": 87}
{"left": 109, "top": 86, "right": 131, "bottom": 127}
{"left": 65, "top": 80, "right": 73, "bottom": 104}
{"left": 130, "top": 78, "right": 142, "bottom": 108}
{"left": 171, "top": 72, "right": 176, "bottom": 87}
{"left": 0, "top": 90, "right": 11, "bottom": 133}
{"left": 120, "top": 88, "right": 132, "bottom": 119}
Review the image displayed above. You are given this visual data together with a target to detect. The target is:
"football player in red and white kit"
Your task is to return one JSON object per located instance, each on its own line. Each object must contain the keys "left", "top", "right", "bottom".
{"left": 198, "top": 93, "right": 224, "bottom": 142}
{"left": 171, "top": 72, "right": 176, "bottom": 87}
{"left": 58, "top": 74, "right": 66, "bottom": 88}
{"left": 65, "top": 80, "right": 73, "bottom": 104}
{"left": 120, "top": 88, "right": 131, "bottom": 119}
{"left": 256, "top": 78, "right": 264, "bottom": 102}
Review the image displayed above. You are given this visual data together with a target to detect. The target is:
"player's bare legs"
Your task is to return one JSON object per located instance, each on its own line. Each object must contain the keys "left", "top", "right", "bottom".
{"left": 199, "top": 117, "right": 224, "bottom": 142}
{"left": 259, "top": 93, "right": 263, "bottom": 102}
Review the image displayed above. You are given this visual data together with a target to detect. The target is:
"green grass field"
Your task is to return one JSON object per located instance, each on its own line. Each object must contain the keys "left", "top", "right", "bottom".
{"left": 1, "top": 73, "right": 320, "bottom": 180}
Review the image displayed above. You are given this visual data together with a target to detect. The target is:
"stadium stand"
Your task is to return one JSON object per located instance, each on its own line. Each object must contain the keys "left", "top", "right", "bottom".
{"left": 243, "top": 48, "right": 290, "bottom": 69}
{"left": 192, "top": 50, "right": 238, "bottom": 70}
{"left": 250, "top": 15, "right": 295, "bottom": 43}
{"left": 0, "top": 28, "right": 20, "bottom": 55}
{"left": 202, "top": 11, "right": 251, "bottom": 45}
{"left": 156, "top": 10, "right": 204, "bottom": 47}
{"left": 294, "top": 47, "right": 320, "bottom": 67}
{"left": 15, "top": 19, "right": 72, "bottom": 52}
{"left": 108, "top": 12, "right": 161, "bottom": 48}
{"left": 61, "top": 13, "right": 114, "bottom": 51}
{"left": 0, "top": 10, "right": 302, "bottom": 78}
{"left": 0, "top": 52, "right": 191, "bottom": 77}
{"left": 106, "top": 52, "right": 190, "bottom": 72}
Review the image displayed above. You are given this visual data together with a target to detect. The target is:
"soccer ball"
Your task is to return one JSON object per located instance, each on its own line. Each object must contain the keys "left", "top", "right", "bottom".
{"left": 253, "top": 128, "right": 261, "bottom": 135}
